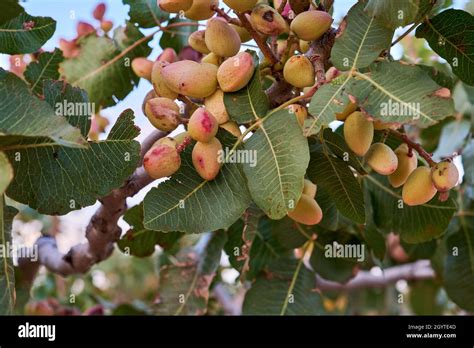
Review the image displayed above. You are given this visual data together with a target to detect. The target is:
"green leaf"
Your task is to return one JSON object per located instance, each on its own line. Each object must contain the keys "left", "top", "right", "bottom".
{"left": 416, "top": 9, "right": 474, "bottom": 86}
{"left": 0, "top": 152, "right": 13, "bottom": 195}
{"left": 61, "top": 23, "right": 151, "bottom": 109}
{"left": 418, "top": 64, "right": 455, "bottom": 90}
{"left": 310, "top": 231, "right": 362, "bottom": 283}
{"left": 305, "top": 76, "right": 352, "bottom": 136}
{"left": 0, "top": 12, "right": 55, "bottom": 54}
{"left": 118, "top": 204, "right": 183, "bottom": 257}
{"left": 322, "top": 128, "right": 366, "bottom": 174}
{"left": 153, "top": 231, "right": 227, "bottom": 315}
{"left": 123, "top": 0, "right": 169, "bottom": 28}
{"left": 224, "top": 66, "right": 269, "bottom": 124}
{"left": 0, "top": 69, "right": 86, "bottom": 148}
{"left": 365, "top": 0, "right": 431, "bottom": 29}
{"left": 409, "top": 279, "right": 444, "bottom": 315}
{"left": 316, "top": 185, "right": 352, "bottom": 231}
{"left": 307, "top": 142, "right": 365, "bottom": 224}
{"left": 243, "top": 110, "right": 310, "bottom": 219}
{"left": 159, "top": 17, "right": 197, "bottom": 53}
{"left": 361, "top": 188, "right": 386, "bottom": 261}
{"left": 0, "top": 0, "right": 24, "bottom": 25}
{"left": 24, "top": 48, "right": 63, "bottom": 96}
{"left": 242, "top": 258, "right": 324, "bottom": 315}
{"left": 443, "top": 216, "right": 474, "bottom": 311}
{"left": 5, "top": 110, "right": 140, "bottom": 215}
{"left": 331, "top": 1, "right": 393, "bottom": 71}
{"left": 432, "top": 119, "right": 470, "bottom": 160}
{"left": 144, "top": 130, "right": 252, "bottom": 234}
{"left": 43, "top": 80, "right": 91, "bottom": 137}
{"left": 364, "top": 174, "right": 457, "bottom": 243}
{"left": 348, "top": 61, "right": 455, "bottom": 128}
{"left": 0, "top": 197, "right": 17, "bottom": 315}
{"left": 225, "top": 215, "right": 304, "bottom": 279}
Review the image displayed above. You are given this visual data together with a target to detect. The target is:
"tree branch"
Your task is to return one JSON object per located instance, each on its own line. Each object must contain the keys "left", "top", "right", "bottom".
{"left": 316, "top": 260, "right": 435, "bottom": 292}
{"left": 236, "top": 12, "right": 279, "bottom": 66}
{"left": 18, "top": 130, "right": 167, "bottom": 277}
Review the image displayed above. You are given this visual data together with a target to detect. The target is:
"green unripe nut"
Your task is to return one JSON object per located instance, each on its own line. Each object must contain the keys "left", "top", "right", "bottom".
{"left": 283, "top": 55, "right": 315, "bottom": 88}
{"left": 431, "top": 161, "right": 459, "bottom": 192}
{"left": 250, "top": 4, "right": 288, "bottom": 36}
{"left": 205, "top": 18, "right": 241, "bottom": 58}
{"left": 158, "top": 0, "right": 193, "bottom": 13}
{"left": 388, "top": 144, "right": 417, "bottom": 188}
{"left": 223, "top": 0, "right": 258, "bottom": 12}
{"left": 290, "top": 10, "right": 333, "bottom": 41}
{"left": 365, "top": 143, "right": 398, "bottom": 175}
{"left": 402, "top": 167, "right": 437, "bottom": 206}
{"left": 161, "top": 60, "right": 218, "bottom": 98}
{"left": 151, "top": 61, "right": 179, "bottom": 100}
{"left": 192, "top": 137, "right": 223, "bottom": 181}
{"left": 217, "top": 52, "right": 255, "bottom": 92}
{"left": 288, "top": 193, "right": 323, "bottom": 225}
{"left": 145, "top": 97, "right": 181, "bottom": 132}
{"left": 144, "top": 144, "right": 181, "bottom": 179}
{"left": 204, "top": 89, "right": 229, "bottom": 124}
{"left": 188, "top": 30, "right": 210, "bottom": 54}
{"left": 188, "top": 107, "right": 219, "bottom": 143}
{"left": 184, "top": 0, "right": 218, "bottom": 20}
{"left": 343, "top": 111, "right": 374, "bottom": 157}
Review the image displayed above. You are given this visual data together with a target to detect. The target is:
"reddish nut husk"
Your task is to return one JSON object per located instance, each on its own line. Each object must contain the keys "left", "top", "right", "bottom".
{"left": 151, "top": 61, "right": 179, "bottom": 99}
{"left": 188, "top": 108, "right": 219, "bottom": 143}
{"left": 250, "top": 4, "right": 288, "bottom": 36}
{"left": 132, "top": 57, "right": 154, "bottom": 80}
{"left": 161, "top": 60, "right": 218, "bottom": 98}
{"left": 431, "top": 161, "right": 459, "bottom": 192}
{"left": 145, "top": 97, "right": 181, "bottom": 132}
{"left": 217, "top": 52, "right": 255, "bottom": 92}
{"left": 144, "top": 144, "right": 181, "bottom": 179}
{"left": 192, "top": 137, "right": 223, "bottom": 181}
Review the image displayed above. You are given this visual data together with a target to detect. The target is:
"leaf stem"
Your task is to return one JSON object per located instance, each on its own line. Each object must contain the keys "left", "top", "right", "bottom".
{"left": 280, "top": 241, "right": 312, "bottom": 316}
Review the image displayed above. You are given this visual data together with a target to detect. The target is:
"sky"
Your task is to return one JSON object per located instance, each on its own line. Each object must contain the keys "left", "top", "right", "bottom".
{"left": 3, "top": 0, "right": 469, "bottom": 251}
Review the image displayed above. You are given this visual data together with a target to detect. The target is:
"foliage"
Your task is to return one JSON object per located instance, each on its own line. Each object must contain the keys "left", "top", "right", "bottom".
{"left": 0, "top": 0, "right": 473, "bottom": 317}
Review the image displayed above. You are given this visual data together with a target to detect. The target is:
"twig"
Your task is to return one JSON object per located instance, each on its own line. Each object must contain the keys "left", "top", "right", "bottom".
{"left": 18, "top": 130, "right": 168, "bottom": 277}
{"left": 277, "top": 0, "right": 288, "bottom": 13}
{"left": 388, "top": 129, "right": 437, "bottom": 166}
{"left": 316, "top": 260, "right": 435, "bottom": 291}
{"left": 211, "top": 5, "right": 241, "bottom": 25}
{"left": 236, "top": 12, "right": 279, "bottom": 65}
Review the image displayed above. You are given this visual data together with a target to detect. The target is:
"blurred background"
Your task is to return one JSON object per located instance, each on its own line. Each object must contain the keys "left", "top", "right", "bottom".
{"left": 1, "top": 0, "right": 472, "bottom": 315}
